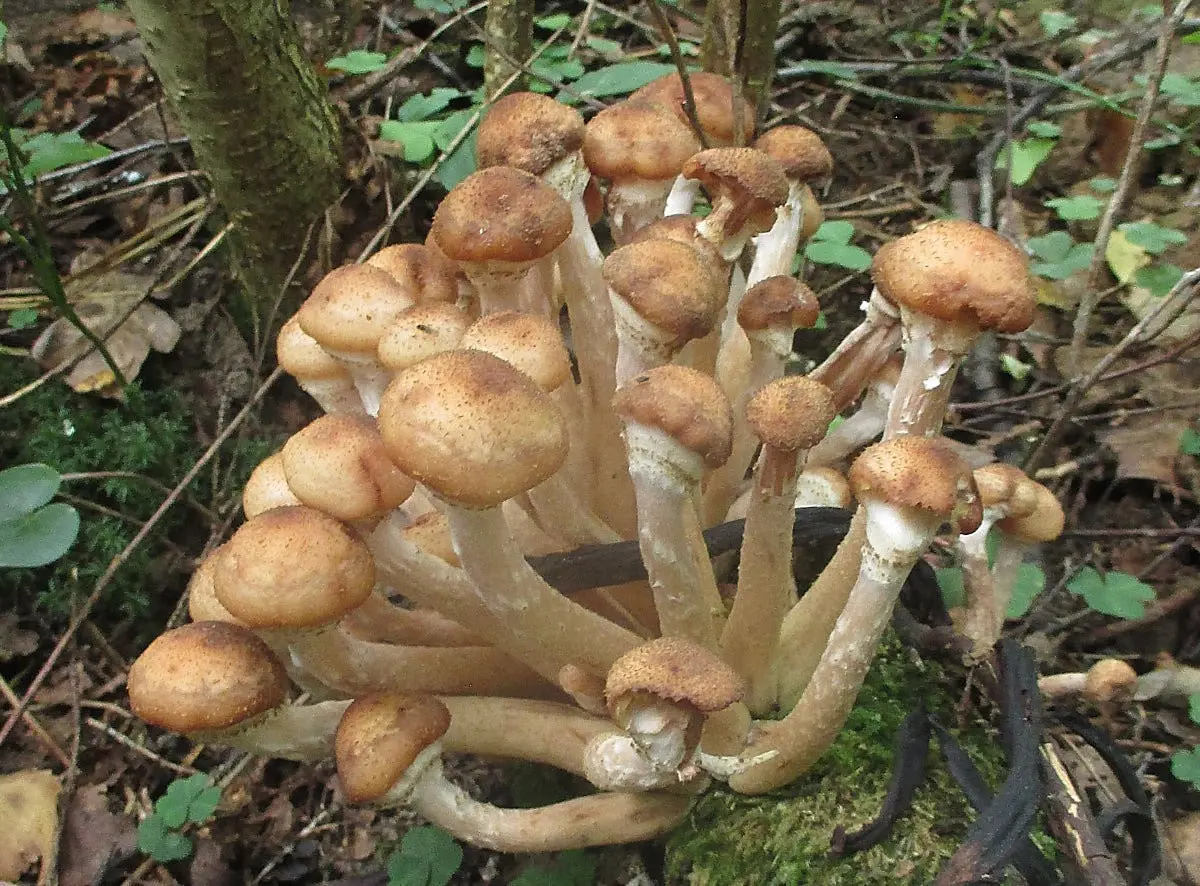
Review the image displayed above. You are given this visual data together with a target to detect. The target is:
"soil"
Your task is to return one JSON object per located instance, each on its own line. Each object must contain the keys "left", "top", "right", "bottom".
{"left": 1, "top": 1, "right": 1198, "bottom": 884}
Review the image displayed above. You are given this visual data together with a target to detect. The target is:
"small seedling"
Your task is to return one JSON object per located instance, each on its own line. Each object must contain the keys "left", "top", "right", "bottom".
{"left": 325, "top": 50, "right": 388, "bottom": 75}
{"left": 1170, "top": 696, "right": 1200, "bottom": 789}
{"left": 995, "top": 120, "right": 1060, "bottom": 186}
{"left": 137, "top": 774, "right": 222, "bottom": 863}
{"left": 6, "top": 307, "right": 37, "bottom": 329}
{"left": 803, "top": 220, "right": 872, "bottom": 272}
{"left": 386, "top": 826, "right": 463, "bottom": 886}
{"left": 0, "top": 463, "right": 80, "bottom": 568}
{"left": 1067, "top": 567, "right": 1156, "bottom": 619}
{"left": 1027, "top": 231, "right": 1094, "bottom": 280}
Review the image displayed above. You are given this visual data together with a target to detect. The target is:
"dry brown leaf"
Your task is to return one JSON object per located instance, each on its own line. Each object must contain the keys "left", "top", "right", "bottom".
{"left": 1099, "top": 417, "right": 1189, "bottom": 486}
{"left": 1164, "top": 811, "right": 1200, "bottom": 886}
{"left": 0, "top": 769, "right": 61, "bottom": 881}
{"left": 0, "top": 612, "right": 39, "bottom": 662}
{"left": 58, "top": 785, "right": 137, "bottom": 886}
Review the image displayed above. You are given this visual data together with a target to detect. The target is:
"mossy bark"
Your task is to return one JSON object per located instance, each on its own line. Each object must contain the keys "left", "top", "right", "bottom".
{"left": 125, "top": 0, "right": 342, "bottom": 308}
{"left": 483, "top": 0, "right": 534, "bottom": 100}
{"left": 700, "top": 0, "right": 784, "bottom": 129}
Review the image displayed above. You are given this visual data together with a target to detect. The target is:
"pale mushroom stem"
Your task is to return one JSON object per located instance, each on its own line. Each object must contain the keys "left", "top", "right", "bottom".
{"left": 809, "top": 290, "right": 901, "bottom": 410}
{"left": 465, "top": 268, "right": 527, "bottom": 316}
{"left": 720, "top": 446, "right": 804, "bottom": 713}
{"left": 807, "top": 399, "right": 888, "bottom": 468}
{"left": 339, "top": 359, "right": 394, "bottom": 417}
{"left": 204, "top": 700, "right": 352, "bottom": 761}
{"left": 663, "top": 175, "right": 702, "bottom": 216}
{"left": 882, "top": 312, "right": 976, "bottom": 439}
{"left": 342, "top": 594, "right": 482, "bottom": 647}
{"left": 747, "top": 182, "right": 805, "bottom": 286}
{"left": 957, "top": 516, "right": 1004, "bottom": 654}
{"left": 558, "top": 195, "right": 619, "bottom": 412}
{"left": 730, "top": 552, "right": 914, "bottom": 794}
{"left": 608, "top": 181, "right": 675, "bottom": 245}
{"left": 401, "top": 757, "right": 692, "bottom": 851}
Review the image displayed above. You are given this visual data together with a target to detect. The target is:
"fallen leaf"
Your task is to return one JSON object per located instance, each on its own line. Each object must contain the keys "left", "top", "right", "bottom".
{"left": 58, "top": 785, "right": 138, "bottom": 886}
{"left": 1105, "top": 228, "right": 1150, "bottom": 285}
{"left": 0, "top": 769, "right": 61, "bottom": 881}
{"left": 1164, "top": 811, "right": 1200, "bottom": 885}
{"left": 1099, "top": 417, "right": 1189, "bottom": 486}
{"left": 1121, "top": 283, "right": 1200, "bottom": 344}
{"left": 0, "top": 612, "right": 39, "bottom": 661}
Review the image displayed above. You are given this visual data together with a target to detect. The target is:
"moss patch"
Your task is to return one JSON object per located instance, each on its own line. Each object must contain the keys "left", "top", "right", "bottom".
{"left": 666, "top": 637, "right": 1009, "bottom": 886}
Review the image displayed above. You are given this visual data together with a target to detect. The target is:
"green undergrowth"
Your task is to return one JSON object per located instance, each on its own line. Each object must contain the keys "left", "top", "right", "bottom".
{"left": 666, "top": 636, "right": 1014, "bottom": 886}
{"left": 0, "top": 357, "right": 272, "bottom": 622}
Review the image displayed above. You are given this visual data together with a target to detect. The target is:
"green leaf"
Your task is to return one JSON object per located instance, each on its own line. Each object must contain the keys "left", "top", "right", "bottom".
{"left": 1159, "top": 73, "right": 1200, "bottom": 107}
{"left": 586, "top": 36, "right": 623, "bottom": 58}
{"left": 1006, "top": 563, "right": 1045, "bottom": 619}
{"left": 511, "top": 850, "right": 597, "bottom": 886}
{"left": 396, "top": 88, "right": 463, "bottom": 123}
{"left": 155, "top": 774, "right": 219, "bottom": 827}
{"left": 137, "top": 815, "right": 194, "bottom": 863}
{"left": 1180, "top": 428, "right": 1200, "bottom": 456}
{"left": 1135, "top": 263, "right": 1184, "bottom": 298}
{"left": 1039, "top": 10, "right": 1076, "bottom": 38}
{"left": 465, "top": 44, "right": 486, "bottom": 68}
{"left": 1067, "top": 567, "right": 1156, "bottom": 619}
{"left": 535, "top": 13, "right": 572, "bottom": 29}
{"left": 1045, "top": 195, "right": 1104, "bottom": 221}
{"left": 1089, "top": 176, "right": 1117, "bottom": 192}
{"left": 0, "top": 502, "right": 80, "bottom": 568}
{"left": 18, "top": 131, "right": 111, "bottom": 180}
{"left": 935, "top": 566, "right": 965, "bottom": 609}
{"left": 431, "top": 109, "right": 478, "bottom": 191}
{"left": 999, "top": 353, "right": 1032, "bottom": 382}
{"left": 7, "top": 307, "right": 37, "bottom": 329}
{"left": 996, "top": 137, "right": 1055, "bottom": 186}
{"left": 811, "top": 219, "right": 855, "bottom": 245}
{"left": 804, "top": 240, "right": 872, "bottom": 271}
{"left": 1189, "top": 694, "right": 1200, "bottom": 725}
{"left": 325, "top": 50, "right": 387, "bottom": 75}
{"left": 1172, "top": 747, "right": 1200, "bottom": 788}
{"left": 0, "top": 22, "right": 8, "bottom": 46}
{"left": 387, "top": 826, "right": 463, "bottom": 886}
{"left": 1027, "top": 234, "right": 1093, "bottom": 280}
{"left": 0, "top": 463, "right": 61, "bottom": 521}
{"left": 1027, "top": 230, "right": 1074, "bottom": 263}
{"left": 379, "top": 121, "right": 439, "bottom": 163}
{"left": 786, "top": 60, "right": 859, "bottom": 80}
{"left": 1026, "top": 120, "right": 1062, "bottom": 138}
{"left": 1117, "top": 221, "right": 1187, "bottom": 255}
{"left": 565, "top": 61, "right": 679, "bottom": 100}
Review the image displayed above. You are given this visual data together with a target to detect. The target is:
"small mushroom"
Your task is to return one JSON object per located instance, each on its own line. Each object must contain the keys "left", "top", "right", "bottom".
{"left": 276, "top": 315, "right": 366, "bottom": 416}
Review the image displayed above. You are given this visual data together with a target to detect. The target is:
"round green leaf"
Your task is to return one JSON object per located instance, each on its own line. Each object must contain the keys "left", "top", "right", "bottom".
{"left": 0, "top": 502, "right": 81, "bottom": 567}
{"left": 0, "top": 463, "right": 61, "bottom": 521}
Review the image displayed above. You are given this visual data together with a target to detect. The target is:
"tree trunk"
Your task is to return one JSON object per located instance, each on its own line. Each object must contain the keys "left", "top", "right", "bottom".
{"left": 126, "top": 0, "right": 342, "bottom": 309}
{"left": 483, "top": 0, "right": 534, "bottom": 100}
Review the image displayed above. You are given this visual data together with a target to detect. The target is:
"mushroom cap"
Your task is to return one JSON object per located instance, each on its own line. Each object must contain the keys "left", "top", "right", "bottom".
{"left": 186, "top": 550, "right": 241, "bottom": 625}
{"left": 797, "top": 185, "right": 824, "bottom": 240}
{"left": 335, "top": 693, "right": 452, "bottom": 803}
{"left": 214, "top": 506, "right": 376, "bottom": 629}
{"left": 297, "top": 264, "right": 416, "bottom": 356}
{"left": 429, "top": 167, "right": 572, "bottom": 265}
{"left": 631, "top": 72, "right": 754, "bottom": 146}
{"left": 281, "top": 414, "right": 415, "bottom": 522}
{"left": 753, "top": 126, "right": 833, "bottom": 183}
{"left": 998, "top": 482, "right": 1064, "bottom": 542}
{"left": 848, "top": 436, "right": 982, "bottom": 533}
{"left": 871, "top": 220, "right": 1036, "bottom": 333}
{"left": 242, "top": 452, "right": 302, "bottom": 519}
{"left": 476, "top": 91, "right": 585, "bottom": 176}
{"left": 682, "top": 147, "right": 789, "bottom": 231}
{"left": 277, "top": 316, "right": 350, "bottom": 381}
{"left": 376, "top": 302, "right": 471, "bottom": 372}
{"left": 459, "top": 311, "right": 572, "bottom": 392}
{"left": 583, "top": 100, "right": 700, "bottom": 183}
{"left": 128, "top": 621, "right": 289, "bottom": 734}
{"left": 365, "top": 244, "right": 460, "bottom": 306}
{"left": 1084, "top": 659, "right": 1137, "bottom": 706}
{"left": 602, "top": 239, "right": 722, "bottom": 346}
{"left": 605, "top": 637, "right": 744, "bottom": 715}
{"left": 377, "top": 349, "right": 569, "bottom": 507}
{"left": 627, "top": 215, "right": 724, "bottom": 273}
{"left": 745, "top": 377, "right": 836, "bottom": 452}
{"left": 796, "top": 466, "right": 853, "bottom": 509}
{"left": 737, "top": 276, "right": 821, "bottom": 332}
{"left": 612, "top": 365, "right": 733, "bottom": 470}
{"left": 973, "top": 463, "right": 1039, "bottom": 518}
{"left": 401, "top": 511, "right": 460, "bottom": 567}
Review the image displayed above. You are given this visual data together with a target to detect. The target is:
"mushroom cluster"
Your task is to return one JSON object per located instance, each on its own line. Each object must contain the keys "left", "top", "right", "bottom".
{"left": 128, "top": 78, "right": 1055, "bottom": 851}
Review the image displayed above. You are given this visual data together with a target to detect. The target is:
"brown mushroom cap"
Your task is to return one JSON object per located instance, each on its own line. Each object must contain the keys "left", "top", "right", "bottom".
{"left": 605, "top": 637, "right": 744, "bottom": 715}
{"left": 627, "top": 215, "right": 724, "bottom": 273}
{"left": 128, "top": 621, "right": 289, "bottom": 734}
{"left": 631, "top": 72, "right": 754, "bottom": 146}
{"left": 682, "top": 147, "right": 789, "bottom": 232}
{"left": 737, "top": 276, "right": 821, "bottom": 333}
{"left": 848, "top": 436, "right": 982, "bottom": 533}
{"left": 612, "top": 365, "right": 733, "bottom": 470}
{"left": 871, "top": 220, "right": 1036, "bottom": 333}
{"left": 745, "top": 377, "right": 836, "bottom": 453}
{"left": 401, "top": 511, "right": 460, "bottom": 567}
{"left": 376, "top": 303, "right": 471, "bottom": 372}
{"left": 476, "top": 91, "right": 585, "bottom": 176}
{"left": 365, "top": 244, "right": 460, "bottom": 306}
{"left": 277, "top": 316, "right": 350, "bottom": 382}
{"left": 429, "top": 167, "right": 572, "bottom": 265}
{"left": 242, "top": 452, "right": 302, "bottom": 519}
{"left": 458, "top": 311, "right": 572, "bottom": 392}
{"left": 583, "top": 101, "right": 700, "bottom": 183}
{"left": 214, "top": 506, "right": 376, "bottom": 629}
{"left": 186, "top": 551, "right": 241, "bottom": 625}
{"left": 1084, "top": 659, "right": 1138, "bottom": 706}
{"left": 297, "top": 265, "right": 416, "bottom": 356}
{"left": 335, "top": 693, "right": 452, "bottom": 803}
{"left": 281, "top": 414, "right": 415, "bottom": 522}
{"left": 998, "top": 482, "right": 1064, "bottom": 542}
{"left": 973, "top": 463, "right": 1039, "bottom": 518}
{"left": 377, "top": 349, "right": 569, "bottom": 507}
{"left": 602, "top": 239, "right": 722, "bottom": 346}
{"left": 753, "top": 126, "right": 833, "bottom": 184}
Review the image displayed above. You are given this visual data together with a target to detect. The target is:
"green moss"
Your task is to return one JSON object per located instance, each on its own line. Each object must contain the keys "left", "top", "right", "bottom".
{"left": 665, "top": 637, "right": 1010, "bottom": 886}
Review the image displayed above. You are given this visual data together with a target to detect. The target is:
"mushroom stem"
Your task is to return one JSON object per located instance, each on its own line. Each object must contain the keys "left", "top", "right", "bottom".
{"left": 747, "top": 181, "right": 805, "bottom": 286}
{"left": 882, "top": 311, "right": 975, "bottom": 439}
{"left": 342, "top": 595, "right": 482, "bottom": 647}
{"left": 207, "top": 700, "right": 351, "bottom": 761}
{"left": 809, "top": 289, "right": 901, "bottom": 410}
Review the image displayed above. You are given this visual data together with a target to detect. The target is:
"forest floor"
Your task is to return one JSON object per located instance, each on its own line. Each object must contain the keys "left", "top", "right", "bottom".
{"left": 1, "top": 1, "right": 1199, "bottom": 884}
